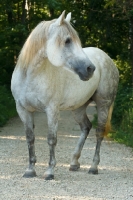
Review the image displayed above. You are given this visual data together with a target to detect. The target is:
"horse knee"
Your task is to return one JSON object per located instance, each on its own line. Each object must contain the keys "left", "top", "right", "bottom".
{"left": 25, "top": 127, "right": 35, "bottom": 143}
{"left": 96, "top": 127, "right": 105, "bottom": 139}
{"left": 80, "top": 115, "right": 92, "bottom": 136}
{"left": 47, "top": 134, "right": 57, "bottom": 146}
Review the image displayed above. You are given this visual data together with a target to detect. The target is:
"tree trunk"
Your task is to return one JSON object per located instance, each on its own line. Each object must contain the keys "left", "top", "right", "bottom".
{"left": 21, "top": 0, "right": 26, "bottom": 24}
{"left": 129, "top": 17, "right": 133, "bottom": 85}
{"left": 49, "top": 8, "right": 54, "bottom": 18}
{"left": 6, "top": 1, "right": 13, "bottom": 24}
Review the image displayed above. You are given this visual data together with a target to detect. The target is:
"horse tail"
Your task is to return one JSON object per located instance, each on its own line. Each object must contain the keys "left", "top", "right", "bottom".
{"left": 104, "top": 102, "right": 114, "bottom": 137}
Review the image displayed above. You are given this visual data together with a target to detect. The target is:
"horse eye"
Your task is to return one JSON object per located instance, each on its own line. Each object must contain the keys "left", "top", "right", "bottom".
{"left": 65, "top": 38, "right": 71, "bottom": 45}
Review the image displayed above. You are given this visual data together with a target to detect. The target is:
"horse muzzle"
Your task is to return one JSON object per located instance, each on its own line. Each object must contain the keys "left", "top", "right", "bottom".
{"left": 74, "top": 61, "right": 96, "bottom": 81}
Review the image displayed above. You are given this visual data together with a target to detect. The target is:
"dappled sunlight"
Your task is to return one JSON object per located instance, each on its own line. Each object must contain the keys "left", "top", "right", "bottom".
{"left": 28, "top": 196, "right": 105, "bottom": 200}
{"left": 35, "top": 136, "right": 46, "bottom": 141}
{"left": 99, "top": 165, "right": 133, "bottom": 173}
{"left": 34, "top": 161, "right": 133, "bottom": 174}
{"left": 58, "top": 133, "right": 95, "bottom": 140}
{"left": 0, "top": 135, "right": 25, "bottom": 140}
{"left": 36, "top": 162, "right": 48, "bottom": 167}
{"left": 83, "top": 147, "right": 95, "bottom": 150}
{"left": 0, "top": 157, "right": 27, "bottom": 164}
{"left": 56, "top": 163, "right": 70, "bottom": 168}
{"left": 0, "top": 135, "right": 46, "bottom": 141}
{"left": 123, "top": 157, "right": 133, "bottom": 161}
{"left": 0, "top": 175, "right": 12, "bottom": 180}
{"left": 58, "top": 134, "right": 80, "bottom": 138}
{"left": 0, "top": 194, "right": 107, "bottom": 200}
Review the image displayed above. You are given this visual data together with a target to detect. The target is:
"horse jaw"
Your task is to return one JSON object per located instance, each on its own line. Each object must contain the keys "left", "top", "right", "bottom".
{"left": 55, "top": 10, "right": 66, "bottom": 26}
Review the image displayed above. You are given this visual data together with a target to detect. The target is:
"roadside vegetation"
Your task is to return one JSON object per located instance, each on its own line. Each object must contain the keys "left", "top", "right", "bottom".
{"left": 0, "top": 86, "right": 17, "bottom": 126}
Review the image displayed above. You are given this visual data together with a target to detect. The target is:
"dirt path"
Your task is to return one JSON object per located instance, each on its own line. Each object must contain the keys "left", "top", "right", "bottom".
{"left": 0, "top": 104, "right": 133, "bottom": 200}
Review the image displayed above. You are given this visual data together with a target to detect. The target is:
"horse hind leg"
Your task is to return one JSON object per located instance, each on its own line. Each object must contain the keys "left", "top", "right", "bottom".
{"left": 16, "top": 103, "right": 36, "bottom": 178}
{"left": 70, "top": 102, "right": 92, "bottom": 171}
{"left": 88, "top": 97, "right": 114, "bottom": 174}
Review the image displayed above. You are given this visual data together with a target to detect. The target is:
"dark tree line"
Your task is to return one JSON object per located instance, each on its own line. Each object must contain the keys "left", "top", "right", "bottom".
{"left": 0, "top": 0, "right": 132, "bottom": 86}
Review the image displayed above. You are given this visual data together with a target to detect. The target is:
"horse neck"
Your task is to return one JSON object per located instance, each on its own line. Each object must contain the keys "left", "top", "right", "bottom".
{"left": 24, "top": 46, "right": 47, "bottom": 73}
{"left": 26, "top": 49, "right": 57, "bottom": 81}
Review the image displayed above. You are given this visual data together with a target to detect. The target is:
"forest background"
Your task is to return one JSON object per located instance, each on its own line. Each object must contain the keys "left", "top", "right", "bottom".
{"left": 0, "top": 0, "right": 133, "bottom": 147}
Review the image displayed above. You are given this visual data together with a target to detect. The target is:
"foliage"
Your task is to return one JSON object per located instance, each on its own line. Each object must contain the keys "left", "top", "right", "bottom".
{"left": 110, "top": 81, "right": 133, "bottom": 147}
{"left": 0, "top": 86, "right": 17, "bottom": 126}
{"left": 110, "top": 54, "right": 133, "bottom": 147}
{"left": 112, "top": 84, "right": 133, "bottom": 125}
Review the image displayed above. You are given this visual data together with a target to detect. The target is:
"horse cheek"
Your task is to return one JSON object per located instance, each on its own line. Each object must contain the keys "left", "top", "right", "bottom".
{"left": 48, "top": 48, "right": 63, "bottom": 67}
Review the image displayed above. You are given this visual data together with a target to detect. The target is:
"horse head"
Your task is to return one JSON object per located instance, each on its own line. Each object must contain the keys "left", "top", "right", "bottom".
{"left": 46, "top": 11, "right": 95, "bottom": 81}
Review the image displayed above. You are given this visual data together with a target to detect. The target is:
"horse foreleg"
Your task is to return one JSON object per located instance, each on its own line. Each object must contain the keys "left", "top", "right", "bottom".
{"left": 16, "top": 103, "right": 36, "bottom": 178}
{"left": 44, "top": 106, "right": 58, "bottom": 180}
{"left": 70, "top": 104, "right": 92, "bottom": 171}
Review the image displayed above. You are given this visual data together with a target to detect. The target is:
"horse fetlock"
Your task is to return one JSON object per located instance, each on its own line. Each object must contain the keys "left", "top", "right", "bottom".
{"left": 48, "top": 138, "right": 57, "bottom": 146}
{"left": 47, "top": 134, "right": 57, "bottom": 145}
{"left": 49, "top": 158, "right": 56, "bottom": 167}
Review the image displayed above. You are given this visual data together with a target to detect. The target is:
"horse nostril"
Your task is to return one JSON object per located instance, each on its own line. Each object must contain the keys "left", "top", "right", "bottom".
{"left": 87, "top": 65, "right": 95, "bottom": 73}
{"left": 92, "top": 65, "right": 96, "bottom": 72}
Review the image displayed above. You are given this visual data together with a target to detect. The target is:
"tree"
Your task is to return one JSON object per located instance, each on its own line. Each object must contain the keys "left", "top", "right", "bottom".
{"left": 105, "top": 0, "right": 133, "bottom": 84}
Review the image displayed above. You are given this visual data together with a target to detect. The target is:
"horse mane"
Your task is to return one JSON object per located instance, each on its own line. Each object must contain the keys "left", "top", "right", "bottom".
{"left": 16, "top": 20, "right": 54, "bottom": 69}
{"left": 16, "top": 19, "right": 81, "bottom": 69}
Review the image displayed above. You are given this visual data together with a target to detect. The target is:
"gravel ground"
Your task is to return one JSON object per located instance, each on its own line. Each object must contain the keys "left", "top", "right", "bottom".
{"left": 0, "top": 103, "right": 133, "bottom": 200}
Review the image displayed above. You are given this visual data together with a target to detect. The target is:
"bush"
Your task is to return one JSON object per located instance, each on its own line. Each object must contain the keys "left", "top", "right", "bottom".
{"left": 110, "top": 83, "right": 133, "bottom": 147}
{"left": 0, "top": 86, "right": 17, "bottom": 126}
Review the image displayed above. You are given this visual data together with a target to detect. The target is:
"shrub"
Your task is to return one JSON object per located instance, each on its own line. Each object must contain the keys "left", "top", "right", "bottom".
{"left": 0, "top": 86, "right": 17, "bottom": 126}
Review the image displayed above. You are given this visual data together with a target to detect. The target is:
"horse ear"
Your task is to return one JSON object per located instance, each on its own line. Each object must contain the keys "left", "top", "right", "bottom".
{"left": 65, "top": 12, "right": 71, "bottom": 22}
{"left": 55, "top": 10, "right": 66, "bottom": 26}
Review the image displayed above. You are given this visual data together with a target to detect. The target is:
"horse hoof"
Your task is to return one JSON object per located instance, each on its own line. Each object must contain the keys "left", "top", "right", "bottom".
{"left": 88, "top": 168, "right": 98, "bottom": 175}
{"left": 69, "top": 164, "right": 80, "bottom": 171}
{"left": 23, "top": 169, "right": 37, "bottom": 178}
{"left": 44, "top": 174, "right": 54, "bottom": 180}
